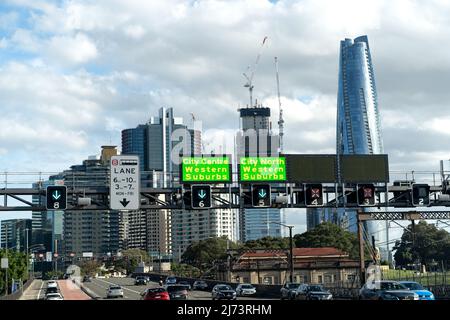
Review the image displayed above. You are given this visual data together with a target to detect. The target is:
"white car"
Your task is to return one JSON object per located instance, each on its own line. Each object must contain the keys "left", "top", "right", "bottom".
{"left": 107, "top": 285, "right": 124, "bottom": 299}
{"left": 47, "top": 281, "right": 58, "bottom": 289}
{"left": 236, "top": 284, "right": 256, "bottom": 296}
{"left": 45, "top": 293, "right": 64, "bottom": 300}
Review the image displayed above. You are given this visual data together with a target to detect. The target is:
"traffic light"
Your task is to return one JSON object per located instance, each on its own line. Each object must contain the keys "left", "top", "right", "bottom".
{"left": 46, "top": 186, "right": 67, "bottom": 210}
{"left": 305, "top": 184, "right": 323, "bottom": 207}
{"left": 251, "top": 184, "right": 271, "bottom": 207}
{"left": 412, "top": 184, "right": 430, "bottom": 207}
{"left": 357, "top": 184, "right": 376, "bottom": 206}
{"left": 191, "top": 185, "right": 212, "bottom": 209}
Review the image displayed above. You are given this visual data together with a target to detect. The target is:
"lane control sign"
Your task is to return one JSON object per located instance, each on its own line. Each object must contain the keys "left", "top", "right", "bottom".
{"left": 110, "top": 155, "right": 140, "bottom": 210}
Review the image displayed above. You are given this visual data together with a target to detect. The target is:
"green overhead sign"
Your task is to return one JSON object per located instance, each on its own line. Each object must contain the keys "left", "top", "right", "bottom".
{"left": 181, "top": 156, "right": 231, "bottom": 183}
{"left": 239, "top": 157, "right": 286, "bottom": 182}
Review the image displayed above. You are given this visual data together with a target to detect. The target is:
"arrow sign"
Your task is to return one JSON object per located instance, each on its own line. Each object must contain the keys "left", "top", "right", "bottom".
{"left": 52, "top": 190, "right": 61, "bottom": 200}
{"left": 258, "top": 189, "right": 267, "bottom": 198}
{"left": 198, "top": 190, "right": 207, "bottom": 199}
{"left": 120, "top": 198, "right": 130, "bottom": 207}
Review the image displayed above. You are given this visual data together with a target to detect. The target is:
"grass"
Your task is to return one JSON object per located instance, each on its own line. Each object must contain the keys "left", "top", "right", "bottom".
{"left": 381, "top": 269, "right": 450, "bottom": 286}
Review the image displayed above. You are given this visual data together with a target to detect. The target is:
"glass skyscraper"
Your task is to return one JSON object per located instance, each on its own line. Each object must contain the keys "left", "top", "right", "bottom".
{"left": 307, "top": 35, "right": 389, "bottom": 261}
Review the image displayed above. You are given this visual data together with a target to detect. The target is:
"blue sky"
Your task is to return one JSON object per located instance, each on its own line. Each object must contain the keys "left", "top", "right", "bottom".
{"left": 2, "top": 0, "right": 450, "bottom": 238}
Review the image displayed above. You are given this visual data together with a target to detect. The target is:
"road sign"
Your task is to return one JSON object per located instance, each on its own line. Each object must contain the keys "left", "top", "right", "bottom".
{"left": 191, "top": 185, "right": 212, "bottom": 209}
{"left": 46, "top": 252, "right": 52, "bottom": 262}
{"left": 110, "top": 155, "right": 140, "bottom": 210}
{"left": 46, "top": 186, "right": 67, "bottom": 210}
{"left": 1, "top": 258, "right": 8, "bottom": 269}
{"left": 357, "top": 184, "right": 376, "bottom": 206}
{"left": 305, "top": 184, "right": 323, "bottom": 207}
{"left": 251, "top": 184, "right": 271, "bottom": 207}
{"left": 181, "top": 156, "right": 231, "bottom": 183}
{"left": 240, "top": 157, "right": 286, "bottom": 182}
{"left": 412, "top": 184, "right": 430, "bottom": 207}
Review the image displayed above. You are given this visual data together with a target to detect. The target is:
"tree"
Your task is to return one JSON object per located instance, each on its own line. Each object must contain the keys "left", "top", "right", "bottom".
{"left": 78, "top": 260, "right": 102, "bottom": 276}
{"left": 242, "top": 236, "right": 290, "bottom": 250}
{"left": 182, "top": 237, "right": 238, "bottom": 270}
{"left": 294, "top": 222, "right": 361, "bottom": 259}
{"left": 393, "top": 221, "right": 450, "bottom": 269}
{"left": 0, "top": 249, "right": 28, "bottom": 295}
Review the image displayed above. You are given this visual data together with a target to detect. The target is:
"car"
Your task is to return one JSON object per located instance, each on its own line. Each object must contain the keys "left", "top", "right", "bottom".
{"left": 135, "top": 276, "right": 147, "bottom": 285}
{"left": 165, "top": 276, "right": 177, "bottom": 285}
{"left": 398, "top": 281, "right": 435, "bottom": 300}
{"left": 212, "top": 284, "right": 237, "bottom": 300}
{"left": 235, "top": 284, "right": 256, "bottom": 296}
{"left": 178, "top": 281, "right": 192, "bottom": 291}
{"left": 294, "top": 284, "right": 333, "bottom": 300}
{"left": 165, "top": 284, "right": 188, "bottom": 300}
{"left": 45, "top": 287, "right": 59, "bottom": 295}
{"left": 106, "top": 285, "right": 124, "bottom": 299}
{"left": 280, "top": 282, "right": 301, "bottom": 300}
{"left": 82, "top": 276, "right": 92, "bottom": 282}
{"left": 193, "top": 280, "right": 209, "bottom": 291}
{"left": 45, "top": 293, "right": 64, "bottom": 300}
{"left": 141, "top": 287, "right": 170, "bottom": 300}
{"left": 359, "top": 281, "right": 419, "bottom": 300}
{"left": 47, "top": 280, "right": 58, "bottom": 289}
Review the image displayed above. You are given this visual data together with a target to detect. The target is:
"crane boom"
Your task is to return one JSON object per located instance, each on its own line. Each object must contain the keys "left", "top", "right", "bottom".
{"left": 243, "top": 36, "right": 268, "bottom": 107}
{"left": 275, "top": 56, "right": 284, "bottom": 153}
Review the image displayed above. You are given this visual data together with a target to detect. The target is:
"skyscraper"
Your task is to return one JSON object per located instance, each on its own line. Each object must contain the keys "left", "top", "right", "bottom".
{"left": 236, "top": 106, "right": 283, "bottom": 242}
{"left": 307, "top": 35, "right": 389, "bottom": 260}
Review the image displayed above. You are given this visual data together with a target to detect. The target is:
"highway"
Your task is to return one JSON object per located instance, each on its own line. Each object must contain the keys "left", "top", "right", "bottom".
{"left": 81, "top": 277, "right": 273, "bottom": 300}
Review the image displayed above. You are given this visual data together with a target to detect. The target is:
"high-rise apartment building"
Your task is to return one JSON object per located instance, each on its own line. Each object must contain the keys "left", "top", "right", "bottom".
{"left": 1, "top": 219, "right": 32, "bottom": 252}
{"left": 236, "top": 106, "right": 283, "bottom": 242}
{"left": 307, "top": 35, "right": 389, "bottom": 261}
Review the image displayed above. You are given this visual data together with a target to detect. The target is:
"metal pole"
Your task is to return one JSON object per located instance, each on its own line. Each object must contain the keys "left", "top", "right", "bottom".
{"left": 25, "top": 228, "right": 29, "bottom": 279}
{"left": 289, "top": 226, "right": 294, "bottom": 283}
{"left": 357, "top": 211, "right": 365, "bottom": 286}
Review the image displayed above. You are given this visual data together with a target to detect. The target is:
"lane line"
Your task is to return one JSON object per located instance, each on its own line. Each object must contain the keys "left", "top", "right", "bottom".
{"left": 38, "top": 281, "right": 44, "bottom": 300}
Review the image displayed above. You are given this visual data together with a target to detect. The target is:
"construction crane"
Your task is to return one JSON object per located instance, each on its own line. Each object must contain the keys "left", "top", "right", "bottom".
{"left": 275, "top": 56, "right": 284, "bottom": 153}
{"left": 243, "top": 36, "right": 268, "bottom": 107}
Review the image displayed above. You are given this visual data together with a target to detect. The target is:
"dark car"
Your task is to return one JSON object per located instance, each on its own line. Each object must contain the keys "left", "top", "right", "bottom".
{"left": 212, "top": 284, "right": 237, "bottom": 300}
{"left": 178, "top": 281, "right": 192, "bottom": 291}
{"left": 359, "top": 281, "right": 419, "bottom": 300}
{"left": 165, "top": 276, "right": 177, "bottom": 285}
{"left": 135, "top": 276, "right": 147, "bottom": 285}
{"left": 280, "top": 283, "right": 301, "bottom": 300}
{"left": 193, "top": 280, "right": 209, "bottom": 291}
{"left": 82, "top": 276, "right": 92, "bottom": 282}
{"left": 45, "top": 287, "right": 59, "bottom": 295}
{"left": 166, "top": 284, "right": 188, "bottom": 300}
{"left": 141, "top": 287, "right": 170, "bottom": 300}
{"left": 294, "top": 284, "right": 333, "bottom": 300}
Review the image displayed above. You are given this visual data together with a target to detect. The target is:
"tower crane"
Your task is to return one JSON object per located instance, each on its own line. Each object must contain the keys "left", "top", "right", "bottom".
{"left": 275, "top": 56, "right": 284, "bottom": 153}
{"left": 243, "top": 36, "right": 268, "bottom": 107}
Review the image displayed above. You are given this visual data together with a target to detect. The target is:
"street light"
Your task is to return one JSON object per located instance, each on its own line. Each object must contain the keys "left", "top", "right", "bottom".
{"left": 267, "top": 221, "right": 295, "bottom": 284}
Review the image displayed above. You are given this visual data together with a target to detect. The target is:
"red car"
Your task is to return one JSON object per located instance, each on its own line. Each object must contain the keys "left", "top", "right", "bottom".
{"left": 142, "top": 287, "right": 170, "bottom": 300}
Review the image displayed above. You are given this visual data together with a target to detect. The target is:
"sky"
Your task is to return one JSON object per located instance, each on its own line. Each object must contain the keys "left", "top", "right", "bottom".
{"left": 1, "top": 0, "right": 450, "bottom": 236}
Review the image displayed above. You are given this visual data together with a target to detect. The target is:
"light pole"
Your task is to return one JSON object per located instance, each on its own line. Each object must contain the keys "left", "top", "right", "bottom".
{"left": 268, "top": 221, "right": 295, "bottom": 283}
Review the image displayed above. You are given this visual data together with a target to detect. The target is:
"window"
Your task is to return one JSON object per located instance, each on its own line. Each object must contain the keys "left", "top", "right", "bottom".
{"left": 324, "top": 275, "right": 333, "bottom": 284}
{"left": 347, "top": 274, "right": 356, "bottom": 282}
{"left": 317, "top": 275, "right": 323, "bottom": 284}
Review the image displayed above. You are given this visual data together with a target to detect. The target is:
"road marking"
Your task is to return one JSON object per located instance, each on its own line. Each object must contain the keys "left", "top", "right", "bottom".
{"left": 38, "top": 281, "right": 44, "bottom": 300}
{"left": 92, "top": 278, "right": 138, "bottom": 299}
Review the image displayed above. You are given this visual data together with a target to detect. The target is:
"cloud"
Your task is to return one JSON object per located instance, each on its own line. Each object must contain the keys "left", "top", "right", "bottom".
{"left": 1, "top": 0, "right": 450, "bottom": 179}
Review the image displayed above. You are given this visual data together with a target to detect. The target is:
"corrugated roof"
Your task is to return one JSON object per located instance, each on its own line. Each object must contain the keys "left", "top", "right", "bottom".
{"left": 240, "top": 247, "right": 348, "bottom": 259}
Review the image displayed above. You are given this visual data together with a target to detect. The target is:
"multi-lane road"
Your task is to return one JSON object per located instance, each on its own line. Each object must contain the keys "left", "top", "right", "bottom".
{"left": 81, "top": 277, "right": 270, "bottom": 300}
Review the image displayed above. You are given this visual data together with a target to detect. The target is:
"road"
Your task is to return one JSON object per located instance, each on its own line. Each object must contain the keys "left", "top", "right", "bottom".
{"left": 82, "top": 277, "right": 273, "bottom": 300}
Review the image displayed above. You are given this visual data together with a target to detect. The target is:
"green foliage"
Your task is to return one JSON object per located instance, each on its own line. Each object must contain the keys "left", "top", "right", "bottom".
{"left": 78, "top": 260, "right": 102, "bottom": 276}
{"left": 171, "top": 263, "right": 201, "bottom": 278}
{"left": 294, "top": 222, "right": 361, "bottom": 259}
{"left": 0, "top": 249, "right": 29, "bottom": 294}
{"left": 182, "top": 236, "right": 238, "bottom": 270}
{"left": 393, "top": 221, "right": 450, "bottom": 268}
{"left": 242, "top": 236, "right": 290, "bottom": 250}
